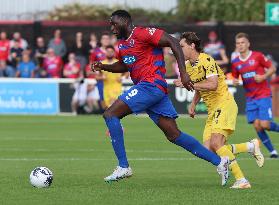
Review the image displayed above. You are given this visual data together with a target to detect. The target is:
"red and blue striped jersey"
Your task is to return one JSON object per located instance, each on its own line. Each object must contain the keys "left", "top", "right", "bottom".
{"left": 231, "top": 51, "right": 272, "bottom": 100}
{"left": 117, "top": 27, "right": 167, "bottom": 93}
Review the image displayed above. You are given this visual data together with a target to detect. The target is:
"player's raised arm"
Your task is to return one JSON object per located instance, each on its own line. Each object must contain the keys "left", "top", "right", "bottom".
{"left": 158, "top": 32, "right": 194, "bottom": 91}
{"left": 91, "top": 61, "right": 128, "bottom": 73}
{"left": 254, "top": 54, "right": 276, "bottom": 83}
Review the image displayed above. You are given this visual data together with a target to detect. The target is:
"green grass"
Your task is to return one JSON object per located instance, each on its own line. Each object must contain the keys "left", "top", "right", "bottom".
{"left": 0, "top": 115, "right": 278, "bottom": 205}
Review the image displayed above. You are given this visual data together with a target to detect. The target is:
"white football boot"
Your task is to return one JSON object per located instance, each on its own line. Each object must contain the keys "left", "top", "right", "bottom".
{"left": 217, "top": 156, "right": 230, "bottom": 186}
{"left": 250, "top": 138, "right": 264, "bottom": 167}
{"left": 104, "top": 166, "right": 132, "bottom": 182}
{"left": 230, "top": 178, "right": 251, "bottom": 189}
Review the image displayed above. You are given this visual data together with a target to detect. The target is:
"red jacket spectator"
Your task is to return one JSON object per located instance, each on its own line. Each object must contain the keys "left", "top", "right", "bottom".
{"left": 63, "top": 53, "right": 81, "bottom": 79}
{"left": 43, "top": 48, "right": 63, "bottom": 78}
{"left": 0, "top": 32, "right": 10, "bottom": 61}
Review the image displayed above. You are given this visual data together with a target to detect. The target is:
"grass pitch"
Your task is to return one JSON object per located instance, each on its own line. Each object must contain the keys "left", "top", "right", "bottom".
{"left": 0, "top": 115, "right": 278, "bottom": 205}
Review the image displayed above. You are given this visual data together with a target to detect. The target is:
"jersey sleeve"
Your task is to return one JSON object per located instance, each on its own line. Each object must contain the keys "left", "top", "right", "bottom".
{"left": 204, "top": 56, "right": 219, "bottom": 78}
{"left": 138, "top": 27, "right": 164, "bottom": 46}
{"left": 258, "top": 53, "right": 272, "bottom": 68}
{"left": 231, "top": 62, "right": 239, "bottom": 78}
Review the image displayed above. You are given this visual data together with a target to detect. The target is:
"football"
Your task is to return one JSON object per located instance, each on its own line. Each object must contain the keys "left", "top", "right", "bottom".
{"left": 29, "top": 167, "right": 53, "bottom": 188}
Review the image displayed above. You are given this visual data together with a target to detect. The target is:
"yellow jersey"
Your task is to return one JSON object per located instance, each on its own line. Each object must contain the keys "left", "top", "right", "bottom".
{"left": 101, "top": 59, "right": 122, "bottom": 89}
{"left": 186, "top": 53, "right": 232, "bottom": 111}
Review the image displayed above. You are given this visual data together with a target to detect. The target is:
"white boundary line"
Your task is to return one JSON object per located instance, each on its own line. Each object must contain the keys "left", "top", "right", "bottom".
{"left": 0, "top": 157, "right": 274, "bottom": 161}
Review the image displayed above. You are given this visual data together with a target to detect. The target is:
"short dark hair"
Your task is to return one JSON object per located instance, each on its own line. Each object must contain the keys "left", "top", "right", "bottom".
{"left": 106, "top": 45, "right": 115, "bottom": 50}
{"left": 235, "top": 32, "right": 249, "bottom": 41}
{"left": 101, "top": 31, "right": 110, "bottom": 37}
{"left": 181, "top": 32, "right": 203, "bottom": 52}
{"left": 111, "top": 10, "right": 132, "bottom": 21}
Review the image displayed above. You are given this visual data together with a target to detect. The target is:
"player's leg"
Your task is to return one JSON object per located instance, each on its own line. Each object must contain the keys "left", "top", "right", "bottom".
{"left": 71, "top": 91, "right": 80, "bottom": 114}
{"left": 103, "top": 99, "right": 132, "bottom": 167}
{"left": 156, "top": 116, "right": 220, "bottom": 164}
{"left": 254, "top": 120, "right": 277, "bottom": 156}
{"left": 248, "top": 99, "right": 278, "bottom": 157}
{"left": 209, "top": 133, "right": 250, "bottom": 189}
{"left": 153, "top": 115, "right": 230, "bottom": 185}
{"left": 258, "top": 120, "right": 279, "bottom": 158}
{"left": 259, "top": 97, "right": 279, "bottom": 133}
{"left": 104, "top": 82, "right": 166, "bottom": 182}
{"left": 103, "top": 98, "right": 133, "bottom": 182}
{"left": 86, "top": 89, "right": 100, "bottom": 112}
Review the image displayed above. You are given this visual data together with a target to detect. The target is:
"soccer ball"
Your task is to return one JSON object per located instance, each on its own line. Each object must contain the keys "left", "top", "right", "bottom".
{"left": 29, "top": 167, "right": 53, "bottom": 188}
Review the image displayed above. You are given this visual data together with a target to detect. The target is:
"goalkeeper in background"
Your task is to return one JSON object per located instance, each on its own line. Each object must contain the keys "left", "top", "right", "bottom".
{"left": 174, "top": 32, "right": 264, "bottom": 189}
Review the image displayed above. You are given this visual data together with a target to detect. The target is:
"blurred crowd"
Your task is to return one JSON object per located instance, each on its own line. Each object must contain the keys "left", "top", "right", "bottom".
{"left": 0, "top": 29, "right": 278, "bottom": 80}
{"left": 0, "top": 29, "right": 278, "bottom": 114}
{"left": 0, "top": 29, "right": 119, "bottom": 79}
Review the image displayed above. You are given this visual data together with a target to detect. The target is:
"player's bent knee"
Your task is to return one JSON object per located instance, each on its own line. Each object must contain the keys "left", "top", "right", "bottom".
{"left": 260, "top": 122, "right": 270, "bottom": 130}
{"left": 103, "top": 110, "right": 113, "bottom": 119}
{"left": 254, "top": 124, "right": 263, "bottom": 132}
{"left": 165, "top": 130, "right": 181, "bottom": 142}
{"left": 210, "top": 139, "right": 222, "bottom": 152}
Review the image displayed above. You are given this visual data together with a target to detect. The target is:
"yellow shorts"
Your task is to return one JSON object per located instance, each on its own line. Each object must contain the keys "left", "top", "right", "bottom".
{"left": 203, "top": 99, "right": 238, "bottom": 142}
{"left": 104, "top": 88, "right": 121, "bottom": 107}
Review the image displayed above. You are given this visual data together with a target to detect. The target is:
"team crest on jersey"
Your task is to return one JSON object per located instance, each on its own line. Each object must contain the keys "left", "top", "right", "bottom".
{"left": 249, "top": 59, "right": 255, "bottom": 66}
{"left": 129, "top": 39, "right": 135, "bottom": 47}
{"left": 147, "top": 28, "right": 156, "bottom": 35}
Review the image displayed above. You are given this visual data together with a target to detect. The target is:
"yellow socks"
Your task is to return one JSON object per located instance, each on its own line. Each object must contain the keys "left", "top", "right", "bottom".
{"left": 226, "top": 143, "right": 249, "bottom": 155}
{"left": 216, "top": 145, "right": 245, "bottom": 180}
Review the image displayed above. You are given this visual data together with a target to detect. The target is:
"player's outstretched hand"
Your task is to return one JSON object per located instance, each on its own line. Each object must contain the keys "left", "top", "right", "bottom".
{"left": 181, "top": 74, "right": 194, "bottom": 91}
{"left": 232, "top": 78, "right": 240, "bottom": 86}
{"left": 188, "top": 103, "right": 196, "bottom": 118}
{"left": 173, "top": 78, "right": 184, "bottom": 88}
{"left": 91, "top": 62, "right": 103, "bottom": 72}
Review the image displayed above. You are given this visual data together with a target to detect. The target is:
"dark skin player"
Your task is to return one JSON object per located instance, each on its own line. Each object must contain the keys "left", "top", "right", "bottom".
{"left": 91, "top": 14, "right": 194, "bottom": 142}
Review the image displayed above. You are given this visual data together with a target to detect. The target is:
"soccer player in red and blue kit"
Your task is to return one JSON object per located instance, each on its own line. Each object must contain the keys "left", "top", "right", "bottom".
{"left": 231, "top": 32, "right": 278, "bottom": 158}
{"left": 91, "top": 10, "right": 230, "bottom": 184}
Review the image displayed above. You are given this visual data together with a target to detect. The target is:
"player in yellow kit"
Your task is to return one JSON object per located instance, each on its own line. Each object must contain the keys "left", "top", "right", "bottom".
{"left": 100, "top": 45, "right": 122, "bottom": 108}
{"left": 174, "top": 32, "right": 264, "bottom": 189}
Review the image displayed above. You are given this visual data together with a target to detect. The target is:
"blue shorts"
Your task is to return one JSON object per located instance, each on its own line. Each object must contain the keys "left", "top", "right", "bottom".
{"left": 96, "top": 80, "right": 104, "bottom": 100}
{"left": 246, "top": 97, "right": 273, "bottom": 123}
{"left": 119, "top": 82, "right": 178, "bottom": 124}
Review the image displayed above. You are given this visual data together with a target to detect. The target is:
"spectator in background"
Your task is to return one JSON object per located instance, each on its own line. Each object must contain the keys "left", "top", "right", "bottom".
{"left": 90, "top": 32, "right": 111, "bottom": 109}
{"left": 0, "top": 60, "right": 15, "bottom": 77}
{"left": 99, "top": 45, "right": 121, "bottom": 108}
{"left": 43, "top": 48, "right": 63, "bottom": 78}
{"left": 63, "top": 53, "right": 81, "bottom": 79}
{"left": 71, "top": 32, "right": 87, "bottom": 71}
{"left": 10, "top": 40, "right": 24, "bottom": 68}
{"left": 88, "top": 33, "right": 98, "bottom": 54}
{"left": 48, "top": 29, "right": 67, "bottom": 58}
{"left": 71, "top": 79, "right": 100, "bottom": 114}
{"left": 0, "top": 32, "right": 10, "bottom": 62}
{"left": 204, "top": 31, "right": 229, "bottom": 71}
{"left": 16, "top": 52, "right": 36, "bottom": 78}
{"left": 85, "top": 63, "right": 97, "bottom": 79}
{"left": 34, "top": 37, "right": 47, "bottom": 67}
{"left": 10, "top": 32, "right": 28, "bottom": 50}
{"left": 110, "top": 34, "right": 119, "bottom": 55}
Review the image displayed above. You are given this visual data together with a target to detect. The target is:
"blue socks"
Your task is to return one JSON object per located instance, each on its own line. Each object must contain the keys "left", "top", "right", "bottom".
{"left": 257, "top": 130, "right": 275, "bottom": 152}
{"left": 104, "top": 117, "right": 129, "bottom": 168}
{"left": 172, "top": 132, "right": 221, "bottom": 166}
{"left": 270, "top": 122, "right": 279, "bottom": 132}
